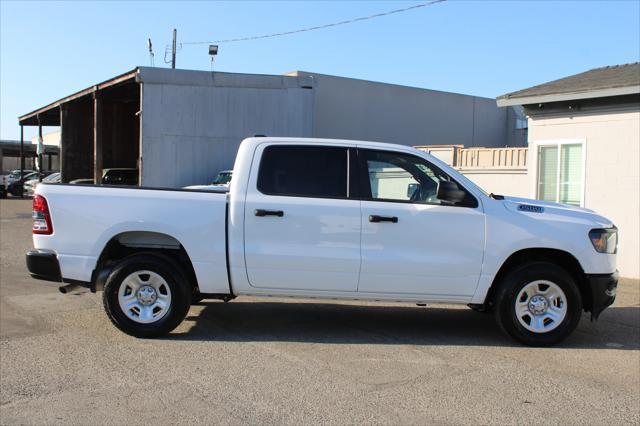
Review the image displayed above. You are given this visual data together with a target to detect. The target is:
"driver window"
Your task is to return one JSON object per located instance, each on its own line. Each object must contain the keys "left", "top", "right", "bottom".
{"left": 363, "top": 150, "right": 450, "bottom": 204}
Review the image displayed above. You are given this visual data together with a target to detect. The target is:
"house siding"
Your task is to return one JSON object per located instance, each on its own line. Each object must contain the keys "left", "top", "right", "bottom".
{"left": 527, "top": 108, "right": 640, "bottom": 278}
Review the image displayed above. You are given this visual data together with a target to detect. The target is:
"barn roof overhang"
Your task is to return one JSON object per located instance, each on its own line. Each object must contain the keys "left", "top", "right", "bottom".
{"left": 18, "top": 68, "right": 139, "bottom": 126}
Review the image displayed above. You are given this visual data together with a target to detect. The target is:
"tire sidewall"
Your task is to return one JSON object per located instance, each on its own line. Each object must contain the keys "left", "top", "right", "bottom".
{"left": 103, "top": 254, "right": 191, "bottom": 338}
{"left": 495, "top": 262, "right": 582, "bottom": 346}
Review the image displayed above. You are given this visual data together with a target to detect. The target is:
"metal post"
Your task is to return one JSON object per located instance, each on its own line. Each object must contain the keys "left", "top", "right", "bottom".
{"left": 93, "top": 91, "right": 103, "bottom": 184}
{"left": 171, "top": 28, "right": 177, "bottom": 69}
{"left": 59, "top": 105, "right": 65, "bottom": 182}
{"left": 38, "top": 117, "right": 43, "bottom": 182}
{"left": 19, "top": 125, "right": 24, "bottom": 198}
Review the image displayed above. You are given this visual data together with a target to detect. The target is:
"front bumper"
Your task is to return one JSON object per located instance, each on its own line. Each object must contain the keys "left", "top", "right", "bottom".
{"left": 586, "top": 270, "right": 618, "bottom": 319}
{"left": 26, "top": 250, "right": 62, "bottom": 282}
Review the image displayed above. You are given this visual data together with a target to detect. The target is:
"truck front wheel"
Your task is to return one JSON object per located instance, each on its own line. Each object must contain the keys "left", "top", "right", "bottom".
{"left": 102, "top": 253, "right": 192, "bottom": 338}
{"left": 493, "top": 261, "right": 582, "bottom": 346}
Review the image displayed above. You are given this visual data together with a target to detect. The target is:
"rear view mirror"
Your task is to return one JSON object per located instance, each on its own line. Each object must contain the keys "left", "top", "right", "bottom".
{"left": 437, "top": 181, "right": 466, "bottom": 204}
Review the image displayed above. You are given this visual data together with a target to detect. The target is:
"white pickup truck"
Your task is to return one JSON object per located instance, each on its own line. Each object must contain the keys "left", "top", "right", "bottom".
{"left": 26, "top": 137, "right": 618, "bottom": 346}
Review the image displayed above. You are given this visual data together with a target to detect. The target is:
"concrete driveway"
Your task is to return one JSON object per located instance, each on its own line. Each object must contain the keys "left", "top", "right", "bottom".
{"left": 1, "top": 198, "right": 639, "bottom": 425}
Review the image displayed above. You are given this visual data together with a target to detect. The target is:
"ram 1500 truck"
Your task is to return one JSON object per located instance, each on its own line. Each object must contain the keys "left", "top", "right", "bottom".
{"left": 26, "top": 137, "right": 619, "bottom": 346}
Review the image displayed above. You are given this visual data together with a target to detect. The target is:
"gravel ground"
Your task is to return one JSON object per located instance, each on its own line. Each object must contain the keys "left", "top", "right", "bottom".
{"left": 1, "top": 198, "right": 639, "bottom": 425}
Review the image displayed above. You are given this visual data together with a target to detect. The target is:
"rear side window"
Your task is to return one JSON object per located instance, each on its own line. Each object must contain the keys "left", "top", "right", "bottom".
{"left": 257, "top": 145, "right": 348, "bottom": 198}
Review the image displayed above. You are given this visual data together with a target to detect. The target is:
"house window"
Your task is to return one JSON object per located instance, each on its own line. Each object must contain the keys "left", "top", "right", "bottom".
{"left": 537, "top": 141, "right": 584, "bottom": 206}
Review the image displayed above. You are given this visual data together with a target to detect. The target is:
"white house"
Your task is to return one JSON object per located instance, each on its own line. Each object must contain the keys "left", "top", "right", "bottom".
{"left": 494, "top": 63, "right": 639, "bottom": 278}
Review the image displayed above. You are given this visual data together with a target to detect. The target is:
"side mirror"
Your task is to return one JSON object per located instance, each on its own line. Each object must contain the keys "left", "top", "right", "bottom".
{"left": 407, "top": 183, "right": 420, "bottom": 198}
{"left": 437, "top": 180, "right": 466, "bottom": 204}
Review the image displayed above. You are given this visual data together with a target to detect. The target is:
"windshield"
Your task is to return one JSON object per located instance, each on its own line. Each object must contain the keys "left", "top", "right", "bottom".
{"left": 421, "top": 154, "right": 490, "bottom": 198}
{"left": 9, "top": 170, "right": 27, "bottom": 179}
{"left": 211, "top": 172, "right": 232, "bottom": 185}
{"left": 450, "top": 167, "right": 490, "bottom": 197}
{"left": 43, "top": 173, "right": 60, "bottom": 182}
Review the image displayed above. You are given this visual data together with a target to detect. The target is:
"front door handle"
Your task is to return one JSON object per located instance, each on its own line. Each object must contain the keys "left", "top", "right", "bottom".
{"left": 255, "top": 209, "right": 284, "bottom": 217}
{"left": 369, "top": 215, "right": 398, "bottom": 223}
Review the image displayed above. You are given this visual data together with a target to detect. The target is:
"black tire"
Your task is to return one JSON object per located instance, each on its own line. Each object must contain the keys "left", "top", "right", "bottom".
{"left": 191, "top": 294, "right": 204, "bottom": 305}
{"left": 493, "top": 261, "right": 582, "bottom": 347}
{"left": 102, "top": 253, "right": 192, "bottom": 338}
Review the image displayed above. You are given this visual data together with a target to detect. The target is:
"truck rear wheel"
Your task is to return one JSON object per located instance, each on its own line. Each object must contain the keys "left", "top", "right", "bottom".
{"left": 102, "top": 253, "right": 192, "bottom": 338}
{"left": 493, "top": 261, "right": 582, "bottom": 346}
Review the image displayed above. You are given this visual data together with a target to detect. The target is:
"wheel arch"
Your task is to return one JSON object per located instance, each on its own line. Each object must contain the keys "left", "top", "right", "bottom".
{"left": 93, "top": 231, "right": 199, "bottom": 293}
{"left": 484, "top": 248, "right": 592, "bottom": 312}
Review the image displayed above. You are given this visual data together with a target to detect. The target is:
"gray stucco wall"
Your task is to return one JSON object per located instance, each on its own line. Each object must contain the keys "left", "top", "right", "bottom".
{"left": 139, "top": 69, "right": 313, "bottom": 187}
{"left": 291, "top": 72, "right": 514, "bottom": 148}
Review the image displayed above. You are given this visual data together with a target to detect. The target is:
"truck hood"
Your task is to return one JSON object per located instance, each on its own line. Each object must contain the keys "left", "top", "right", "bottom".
{"left": 501, "top": 196, "right": 614, "bottom": 228}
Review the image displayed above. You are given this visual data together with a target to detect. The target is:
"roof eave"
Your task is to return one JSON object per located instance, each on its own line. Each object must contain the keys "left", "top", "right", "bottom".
{"left": 496, "top": 85, "right": 640, "bottom": 107}
{"left": 18, "top": 68, "right": 139, "bottom": 126}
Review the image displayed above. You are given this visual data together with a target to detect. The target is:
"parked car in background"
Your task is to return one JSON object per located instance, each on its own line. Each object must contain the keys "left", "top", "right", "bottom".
{"left": 211, "top": 170, "right": 232, "bottom": 186}
{"left": 24, "top": 172, "right": 60, "bottom": 196}
{"left": 27, "top": 137, "right": 618, "bottom": 346}
{"left": 184, "top": 170, "right": 233, "bottom": 191}
{"left": 8, "top": 171, "right": 54, "bottom": 196}
{"left": 0, "top": 176, "right": 7, "bottom": 198}
{"left": 102, "top": 168, "right": 138, "bottom": 186}
{"left": 69, "top": 178, "right": 94, "bottom": 185}
{"left": 2, "top": 169, "right": 36, "bottom": 185}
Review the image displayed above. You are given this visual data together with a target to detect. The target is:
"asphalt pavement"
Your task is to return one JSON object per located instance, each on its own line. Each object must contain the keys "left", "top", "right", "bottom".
{"left": 1, "top": 198, "right": 639, "bottom": 425}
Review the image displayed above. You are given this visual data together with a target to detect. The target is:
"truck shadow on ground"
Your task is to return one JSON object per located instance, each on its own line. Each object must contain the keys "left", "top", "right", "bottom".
{"left": 168, "top": 301, "right": 639, "bottom": 350}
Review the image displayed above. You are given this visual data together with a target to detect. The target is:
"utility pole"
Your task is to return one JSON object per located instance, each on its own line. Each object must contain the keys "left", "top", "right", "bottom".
{"left": 171, "top": 29, "right": 177, "bottom": 69}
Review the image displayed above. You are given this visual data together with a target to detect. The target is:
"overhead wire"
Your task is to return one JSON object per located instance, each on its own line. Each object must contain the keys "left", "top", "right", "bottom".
{"left": 180, "top": 0, "right": 447, "bottom": 45}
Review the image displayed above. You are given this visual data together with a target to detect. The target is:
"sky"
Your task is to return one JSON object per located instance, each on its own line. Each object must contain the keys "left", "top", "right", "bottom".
{"left": 1, "top": 0, "right": 639, "bottom": 140}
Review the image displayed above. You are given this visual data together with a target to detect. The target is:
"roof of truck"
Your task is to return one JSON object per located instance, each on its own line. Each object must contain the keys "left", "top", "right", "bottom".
{"left": 242, "top": 136, "right": 425, "bottom": 154}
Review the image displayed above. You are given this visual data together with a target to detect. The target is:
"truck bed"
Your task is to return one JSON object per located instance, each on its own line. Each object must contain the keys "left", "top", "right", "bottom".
{"left": 34, "top": 183, "right": 230, "bottom": 294}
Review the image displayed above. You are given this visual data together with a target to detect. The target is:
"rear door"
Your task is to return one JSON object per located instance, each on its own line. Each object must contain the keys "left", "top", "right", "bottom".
{"left": 358, "top": 149, "right": 485, "bottom": 298}
{"left": 243, "top": 144, "right": 361, "bottom": 292}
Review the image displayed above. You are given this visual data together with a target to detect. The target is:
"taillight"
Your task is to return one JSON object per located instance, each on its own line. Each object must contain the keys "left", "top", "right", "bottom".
{"left": 33, "top": 195, "right": 53, "bottom": 235}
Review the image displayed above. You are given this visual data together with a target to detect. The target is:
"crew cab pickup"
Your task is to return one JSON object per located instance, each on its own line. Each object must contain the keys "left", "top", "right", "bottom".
{"left": 26, "top": 137, "right": 619, "bottom": 346}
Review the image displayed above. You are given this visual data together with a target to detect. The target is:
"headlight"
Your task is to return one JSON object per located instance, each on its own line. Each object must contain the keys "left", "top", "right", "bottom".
{"left": 589, "top": 228, "right": 617, "bottom": 254}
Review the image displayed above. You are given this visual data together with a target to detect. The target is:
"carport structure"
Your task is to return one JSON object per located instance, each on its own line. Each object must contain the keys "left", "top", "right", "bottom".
{"left": 18, "top": 69, "right": 140, "bottom": 183}
{"left": 19, "top": 67, "right": 314, "bottom": 188}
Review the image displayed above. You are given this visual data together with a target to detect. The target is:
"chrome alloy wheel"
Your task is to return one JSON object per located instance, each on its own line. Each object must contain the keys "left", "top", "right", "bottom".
{"left": 117, "top": 270, "right": 172, "bottom": 324}
{"left": 515, "top": 280, "right": 567, "bottom": 333}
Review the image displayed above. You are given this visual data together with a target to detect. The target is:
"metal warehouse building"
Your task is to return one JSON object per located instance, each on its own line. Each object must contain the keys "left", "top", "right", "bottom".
{"left": 18, "top": 67, "right": 524, "bottom": 188}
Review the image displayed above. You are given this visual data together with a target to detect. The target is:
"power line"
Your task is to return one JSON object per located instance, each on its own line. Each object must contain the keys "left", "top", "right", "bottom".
{"left": 181, "top": 0, "right": 447, "bottom": 45}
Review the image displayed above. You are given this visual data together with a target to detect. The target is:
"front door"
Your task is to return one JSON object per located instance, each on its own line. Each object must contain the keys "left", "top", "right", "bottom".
{"left": 358, "top": 149, "right": 485, "bottom": 298}
{"left": 244, "top": 144, "right": 361, "bottom": 292}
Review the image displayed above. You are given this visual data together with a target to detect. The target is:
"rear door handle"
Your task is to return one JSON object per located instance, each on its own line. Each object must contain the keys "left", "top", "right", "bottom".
{"left": 255, "top": 209, "right": 284, "bottom": 217}
{"left": 369, "top": 215, "right": 398, "bottom": 223}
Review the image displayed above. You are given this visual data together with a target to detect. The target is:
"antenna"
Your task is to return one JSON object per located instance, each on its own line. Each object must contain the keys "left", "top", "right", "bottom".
{"left": 148, "top": 38, "right": 154, "bottom": 67}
